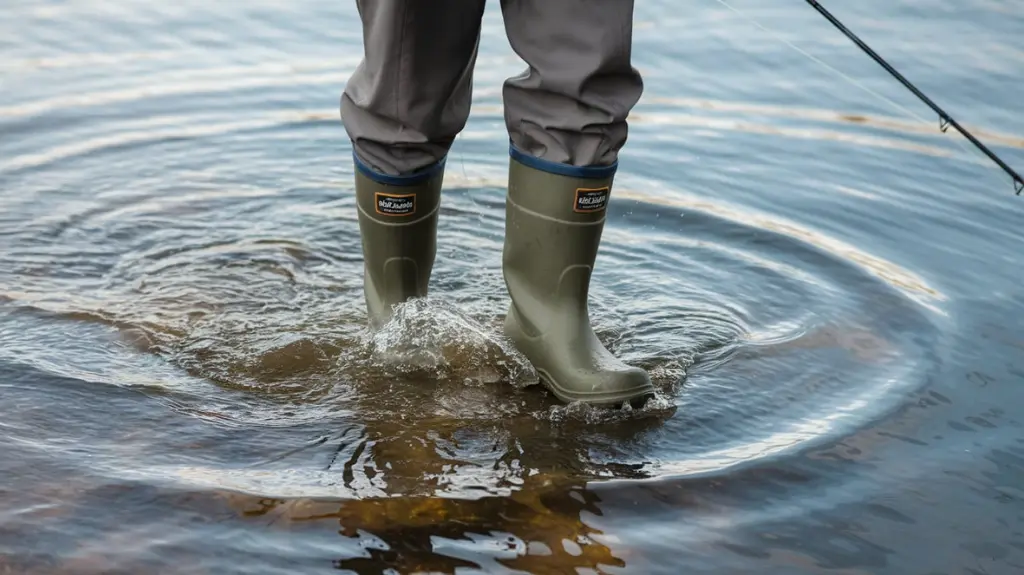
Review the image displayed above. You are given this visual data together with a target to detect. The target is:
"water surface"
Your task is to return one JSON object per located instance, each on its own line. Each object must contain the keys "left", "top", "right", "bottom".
{"left": 2, "top": 0, "right": 1024, "bottom": 573}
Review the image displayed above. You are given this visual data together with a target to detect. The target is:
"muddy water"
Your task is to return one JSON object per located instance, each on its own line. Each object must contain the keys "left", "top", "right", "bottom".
{"left": 2, "top": 0, "right": 1024, "bottom": 573}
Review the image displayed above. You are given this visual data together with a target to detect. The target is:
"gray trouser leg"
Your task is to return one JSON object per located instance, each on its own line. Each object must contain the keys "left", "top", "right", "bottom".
{"left": 499, "top": 0, "right": 644, "bottom": 168}
{"left": 340, "top": 0, "right": 487, "bottom": 176}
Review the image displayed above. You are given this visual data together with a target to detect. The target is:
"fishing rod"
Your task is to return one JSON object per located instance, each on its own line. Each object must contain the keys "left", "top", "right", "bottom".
{"left": 805, "top": 0, "right": 1023, "bottom": 196}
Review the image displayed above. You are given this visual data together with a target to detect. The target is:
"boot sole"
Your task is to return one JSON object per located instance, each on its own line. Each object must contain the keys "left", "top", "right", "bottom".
{"left": 505, "top": 308, "right": 657, "bottom": 409}
{"left": 535, "top": 367, "right": 656, "bottom": 409}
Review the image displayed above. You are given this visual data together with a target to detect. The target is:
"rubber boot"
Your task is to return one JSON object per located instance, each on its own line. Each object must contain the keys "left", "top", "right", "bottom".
{"left": 501, "top": 148, "right": 655, "bottom": 407}
{"left": 354, "top": 155, "right": 444, "bottom": 329}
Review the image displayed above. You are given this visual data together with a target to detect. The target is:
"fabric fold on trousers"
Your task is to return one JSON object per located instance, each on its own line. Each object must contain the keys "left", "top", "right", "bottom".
{"left": 340, "top": 0, "right": 642, "bottom": 174}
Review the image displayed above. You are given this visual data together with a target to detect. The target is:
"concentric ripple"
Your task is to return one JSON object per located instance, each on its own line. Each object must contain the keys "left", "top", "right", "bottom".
{"left": 0, "top": 86, "right": 944, "bottom": 495}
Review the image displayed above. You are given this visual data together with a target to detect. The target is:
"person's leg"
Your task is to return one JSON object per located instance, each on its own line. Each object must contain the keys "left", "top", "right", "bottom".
{"left": 341, "top": 0, "right": 486, "bottom": 328}
{"left": 498, "top": 0, "right": 654, "bottom": 406}
{"left": 499, "top": 0, "right": 643, "bottom": 168}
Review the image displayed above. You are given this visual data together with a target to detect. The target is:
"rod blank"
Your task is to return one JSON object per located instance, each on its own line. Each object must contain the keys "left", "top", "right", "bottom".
{"left": 805, "top": 0, "right": 1023, "bottom": 195}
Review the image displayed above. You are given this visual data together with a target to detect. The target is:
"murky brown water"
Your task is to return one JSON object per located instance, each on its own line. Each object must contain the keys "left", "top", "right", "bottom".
{"left": 2, "top": 0, "right": 1024, "bottom": 573}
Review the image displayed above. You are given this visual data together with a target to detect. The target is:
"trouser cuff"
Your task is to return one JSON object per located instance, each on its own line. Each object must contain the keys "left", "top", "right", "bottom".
{"left": 508, "top": 142, "right": 617, "bottom": 180}
{"left": 353, "top": 150, "right": 447, "bottom": 187}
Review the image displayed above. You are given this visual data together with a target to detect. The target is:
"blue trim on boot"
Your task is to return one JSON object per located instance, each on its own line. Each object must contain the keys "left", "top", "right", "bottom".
{"left": 353, "top": 151, "right": 446, "bottom": 186}
{"left": 508, "top": 142, "right": 617, "bottom": 179}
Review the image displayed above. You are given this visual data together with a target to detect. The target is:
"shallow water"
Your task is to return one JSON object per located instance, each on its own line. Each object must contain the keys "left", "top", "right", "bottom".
{"left": 2, "top": 0, "right": 1023, "bottom": 573}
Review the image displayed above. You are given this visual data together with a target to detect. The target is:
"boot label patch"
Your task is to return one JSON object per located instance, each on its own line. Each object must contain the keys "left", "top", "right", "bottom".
{"left": 375, "top": 192, "right": 415, "bottom": 216}
{"left": 574, "top": 187, "right": 609, "bottom": 213}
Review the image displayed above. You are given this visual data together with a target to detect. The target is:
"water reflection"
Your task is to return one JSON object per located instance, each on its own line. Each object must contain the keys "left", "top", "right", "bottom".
{"left": 236, "top": 480, "right": 630, "bottom": 574}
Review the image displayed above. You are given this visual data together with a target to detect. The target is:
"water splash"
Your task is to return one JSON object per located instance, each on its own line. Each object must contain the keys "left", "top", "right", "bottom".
{"left": 362, "top": 297, "right": 539, "bottom": 388}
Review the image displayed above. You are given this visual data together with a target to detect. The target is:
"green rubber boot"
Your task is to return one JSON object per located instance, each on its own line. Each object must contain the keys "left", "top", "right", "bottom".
{"left": 501, "top": 151, "right": 655, "bottom": 407}
{"left": 354, "top": 157, "right": 444, "bottom": 329}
